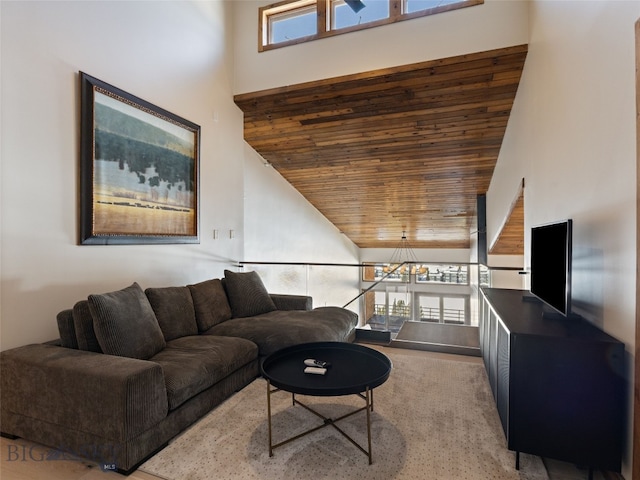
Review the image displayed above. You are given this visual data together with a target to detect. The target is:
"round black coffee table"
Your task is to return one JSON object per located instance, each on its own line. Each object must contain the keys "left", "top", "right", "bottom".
{"left": 261, "top": 342, "right": 392, "bottom": 464}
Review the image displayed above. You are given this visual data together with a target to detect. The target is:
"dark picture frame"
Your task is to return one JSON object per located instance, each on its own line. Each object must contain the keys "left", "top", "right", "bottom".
{"left": 79, "top": 72, "right": 200, "bottom": 245}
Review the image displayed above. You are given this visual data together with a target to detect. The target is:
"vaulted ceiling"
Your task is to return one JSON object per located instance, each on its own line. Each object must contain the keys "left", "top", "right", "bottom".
{"left": 234, "top": 44, "right": 528, "bottom": 250}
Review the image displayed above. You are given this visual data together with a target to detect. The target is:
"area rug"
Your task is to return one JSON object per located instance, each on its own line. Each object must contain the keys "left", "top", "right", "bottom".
{"left": 139, "top": 349, "right": 548, "bottom": 480}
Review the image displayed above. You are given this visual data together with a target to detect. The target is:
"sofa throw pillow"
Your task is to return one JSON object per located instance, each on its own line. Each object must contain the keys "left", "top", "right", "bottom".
{"left": 88, "top": 282, "right": 166, "bottom": 360}
{"left": 187, "top": 278, "right": 232, "bottom": 331}
{"left": 72, "top": 300, "right": 102, "bottom": 353}
{"left": 223, "top": 270, "right": 277, "bottom": 318}
{"left": 145, "top": 286, "right": 198, "bottom": 341}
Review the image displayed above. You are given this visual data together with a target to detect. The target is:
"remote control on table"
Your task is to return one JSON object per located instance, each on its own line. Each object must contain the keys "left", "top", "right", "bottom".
{"left": 304, "top": 358, "right": 330, "bottom": 368}
{"left": 304, "top": 366, "right": 327, "bottom": 375}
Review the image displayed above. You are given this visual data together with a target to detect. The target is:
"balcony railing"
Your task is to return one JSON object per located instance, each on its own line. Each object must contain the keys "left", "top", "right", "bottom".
{"left": 374, "top": 305, "right": 467, "bottom": 324}
{"left": 369, "top": 304, "right": 466, "bottom": 328}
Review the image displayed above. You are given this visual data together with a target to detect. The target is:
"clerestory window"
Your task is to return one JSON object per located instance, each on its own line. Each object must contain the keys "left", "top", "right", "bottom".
{"left": 259, "top": 0, "right": 483, "bottom": 51}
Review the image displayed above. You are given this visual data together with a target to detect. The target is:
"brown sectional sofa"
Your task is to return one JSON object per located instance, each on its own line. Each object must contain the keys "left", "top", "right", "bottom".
{"left": 0, "top": 270, "right": 358, "bottom": 474}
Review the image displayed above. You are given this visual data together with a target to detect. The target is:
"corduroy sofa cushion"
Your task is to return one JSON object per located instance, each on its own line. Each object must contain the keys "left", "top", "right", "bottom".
{"left": 205, "top": 306, "right": 358, "bottom": 357}
{"left": 0, "top": 343, "right": 168, "bottom": 442}
{"left": 149, "top": 335, "right": 258, "bottom": 410}
{"left": 145, "top": 286, "right": 198, "bottom": 341}
{"left": 88, "top": 282, "right": 166, "bottom": 360}
{"left": 187, "top": 278, "right": 232, "bottom": 331}
{"left": 223, "top": 270, "right": 276, "bottom": 318}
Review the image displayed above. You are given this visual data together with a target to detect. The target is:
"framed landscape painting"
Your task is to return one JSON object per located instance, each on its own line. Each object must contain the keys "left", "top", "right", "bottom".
{"left": 79, "top": 72, "right": 200, "bottom": 244}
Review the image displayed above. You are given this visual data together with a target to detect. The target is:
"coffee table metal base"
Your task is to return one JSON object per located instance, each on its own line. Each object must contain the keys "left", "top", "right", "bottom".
{"left": 266, "top": 380, "right": 375, "bottom": 464}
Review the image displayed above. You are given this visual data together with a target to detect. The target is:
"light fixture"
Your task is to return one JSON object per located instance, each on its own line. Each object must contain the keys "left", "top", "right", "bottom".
{"left": 383, "top": 231, "right": 419, "bottom": 275}
{"left": 344, "top": 0, "right": 365, "bottom": 13}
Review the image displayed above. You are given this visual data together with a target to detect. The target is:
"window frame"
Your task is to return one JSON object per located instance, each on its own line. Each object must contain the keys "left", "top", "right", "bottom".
{"left": 415, "top": 292, "right": 470, "bottom": 324}
{"left": 259, "top": 0, "right": 483, "bottom": 52}
{"left": 364, "top": 289, "right": 471, "bottom": 329}
{"left": 329, "top": 0, "right": 391, "bottom": 33}
{"left": 260, "top": 0, "right": 319, "bottom": 50}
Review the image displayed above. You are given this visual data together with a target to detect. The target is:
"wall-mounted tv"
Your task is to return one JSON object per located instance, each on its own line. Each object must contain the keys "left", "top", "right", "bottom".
{"left": 530, "top": 219, "right": 573, "bottom": 317}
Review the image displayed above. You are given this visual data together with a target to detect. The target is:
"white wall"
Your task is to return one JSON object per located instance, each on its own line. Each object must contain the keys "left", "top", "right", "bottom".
{"left": 487, "top": 1, "right": 639, "bottom": 476}
{"left": 233, "top": 0, "right": 529, "bottom": 94}
{"left": 243, "top": 143, "right": 360, "bottom": 310}
{"left": 0, "top": 0, "right": 242, "bottom": 350}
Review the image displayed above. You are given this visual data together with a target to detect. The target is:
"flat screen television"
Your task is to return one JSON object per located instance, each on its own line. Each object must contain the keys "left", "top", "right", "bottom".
{"left": 530, "top": 219, "right": 573, "bottom": 317}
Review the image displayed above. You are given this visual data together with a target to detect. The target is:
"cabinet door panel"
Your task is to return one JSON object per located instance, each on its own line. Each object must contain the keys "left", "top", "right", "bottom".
{"left": 496, "top": 320, "right": 510, "bottom": 440}
{"left": 487, "top": 310, "right": 498, "bottom": 399}
{"left": 509, "top": 335, "right": 623, "bottom": 470}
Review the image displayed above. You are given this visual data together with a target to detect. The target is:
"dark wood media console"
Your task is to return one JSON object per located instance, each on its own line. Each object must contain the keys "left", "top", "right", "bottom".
{"left": 479, "top": 288, "right": 625, "bottom": 476}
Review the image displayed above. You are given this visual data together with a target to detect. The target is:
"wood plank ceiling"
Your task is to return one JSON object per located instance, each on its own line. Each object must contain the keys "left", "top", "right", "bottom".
{"left": 234, "top": 44, "right": 528, "bottom": 250}
{"left": 489, "top": 187, "right": 524, "bottom": 255}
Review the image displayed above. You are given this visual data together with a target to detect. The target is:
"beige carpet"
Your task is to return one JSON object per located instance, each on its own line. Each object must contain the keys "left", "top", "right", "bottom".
{"left": 140, "top": 349, "right": 548, "bottom": 480}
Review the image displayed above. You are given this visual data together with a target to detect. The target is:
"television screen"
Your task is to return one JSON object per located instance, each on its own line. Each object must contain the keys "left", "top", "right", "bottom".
{"left": 530, "top": 219, "right": 572, "bottom": 316}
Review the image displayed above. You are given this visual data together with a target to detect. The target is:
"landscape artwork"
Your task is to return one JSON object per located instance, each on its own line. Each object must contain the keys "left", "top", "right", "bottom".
{"left": 80, "top": 73, "right": 200, "bottom": 244}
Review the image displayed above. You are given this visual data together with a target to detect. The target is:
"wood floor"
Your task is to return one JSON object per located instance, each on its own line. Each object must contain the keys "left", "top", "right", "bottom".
{"left": 0, "top": 347, "right": 617, "bottom": 480}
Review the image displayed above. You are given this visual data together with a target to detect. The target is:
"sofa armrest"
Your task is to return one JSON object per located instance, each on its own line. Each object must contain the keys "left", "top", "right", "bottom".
{"left": 1, "top": 344, "right": 167, "bottom": 442}
{"left": 270, "top": 294, "right": 313, "bottom": 311}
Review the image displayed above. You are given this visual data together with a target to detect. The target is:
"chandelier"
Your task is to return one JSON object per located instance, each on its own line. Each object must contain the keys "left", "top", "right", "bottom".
{"left": 383, "top": 231, "right": 426, "bottom": 275}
